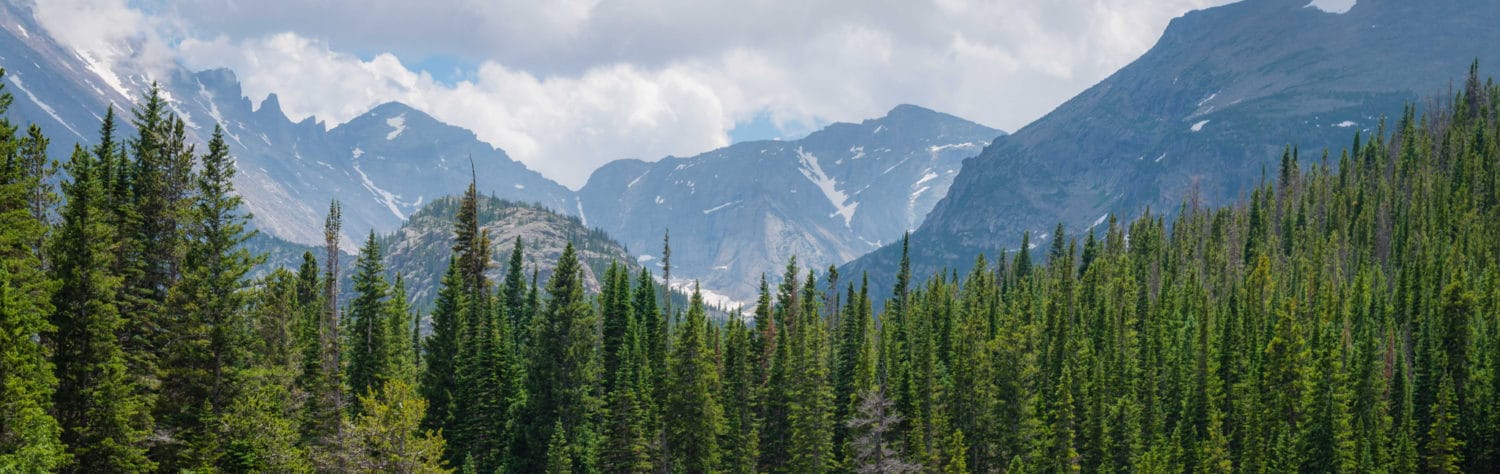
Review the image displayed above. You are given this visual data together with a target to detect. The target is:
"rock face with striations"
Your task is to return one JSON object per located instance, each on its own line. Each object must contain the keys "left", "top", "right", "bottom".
{"left": 579, "top": 105, "right": 1002, "bottom": 300}
{"left": 843, "top": 0, "right": 1500, "bottom": 294}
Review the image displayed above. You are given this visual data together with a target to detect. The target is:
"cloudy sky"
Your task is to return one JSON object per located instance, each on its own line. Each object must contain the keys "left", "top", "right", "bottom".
{"left": 34, "top": 0, "right": 1236, "bottom": 188}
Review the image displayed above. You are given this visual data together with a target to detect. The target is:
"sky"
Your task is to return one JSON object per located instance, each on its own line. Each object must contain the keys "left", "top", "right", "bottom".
{"left": 31, "top": 0, "right": 1238, "bottom": 189}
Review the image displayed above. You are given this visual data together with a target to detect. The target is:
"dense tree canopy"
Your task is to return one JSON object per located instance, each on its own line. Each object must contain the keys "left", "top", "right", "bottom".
{"left": 4, "top": 66, "right": 1500, "bottom": 474}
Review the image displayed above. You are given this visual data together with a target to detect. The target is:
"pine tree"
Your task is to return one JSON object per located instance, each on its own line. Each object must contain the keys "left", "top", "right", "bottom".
{"left": 347, "top": 231, "right": 393, "bottom": 402}
{"left": 421, "top": 261, "right": 463, "bottom": 440}
{"left": 788, "top": 271, "right": 835, "bottom": 473}
{"left": 546, "top": 421, "right": 574, "bottom": 474}
{"left": 50, "top": 144, "right": 154, "bottom": 472}
{"left": 158, "top": 126, "right": 260, "bottom": 469}
{"left": 304, "top": 201, "right": 345, "bottom": 463}
{"left": 760, "top": 263, "right": 798, "bottom": 472}
{"left": 387, "top": 274, "right": 417, "bottom": 381}
{"left": 343, "top": 379, "right": 451, "bottom": 473}
{"left": 0, "top": 72, "right": 67, "bottom": 471}
{"left": 450, "top": 182, "right": 512, "bottom": 472}
{"left": 503, "top": 237, "right": 530, "bottom": 346}
{"left": 0, "top": 263, "right": 67, "bottom": 472}
{"left": 948, "top": 256, "right": 998, "bottom": 471}
{"left": 123, "top": 85, "right": 195, "bottom": 403}
{"left": 847, "top": 390, "right": 920, "bottom": 474}
{"left": 514, "top": 243, "right": 601, "bottom": 472}
{"left": 1425, "top": 377, "right": 1463, "bottom": 473}
{"left": 601, "top": 304, "right": 652, "bottom": 474}
{"left": 601, "top": 263, "right": 633, "bottom": 393}
{"left": 721, "top": 316, "right": 760, "bottom": 473}
{"left": 665, "top": 285, "right": 723, "bottom": 472}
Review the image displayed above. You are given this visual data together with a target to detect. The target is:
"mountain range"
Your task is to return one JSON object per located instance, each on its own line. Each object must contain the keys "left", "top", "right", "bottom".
{"left": 0, "top": 0, "right": 1001, "bottom": 302}
{"left": 0, "top": 0, "right": 574, "bottom": 250}
{"left": 579, "top": 105, "right": 1000, "bottom": 299}
{"left": 11, "top": 0, "right": 1490, "bottom": 307}
{"left": 842, "top": 0, "right": 1500, "bottom": 293}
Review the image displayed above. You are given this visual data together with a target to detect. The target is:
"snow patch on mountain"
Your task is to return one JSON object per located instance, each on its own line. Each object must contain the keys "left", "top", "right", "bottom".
{"left": 627, "top": 171, "right": 648, "bottom": 188}
{"left": 1306, "top": 0, "right": 1355, "bottom": 14}
{"left": 1336, "top": 120, "right": 1357, "bottom": 128}
{"left": 914, "top": 170, "right": 939, "bottom": 187}
{"left": 1191, "top": 120, "right": 1210, "bottom": 132}
{"left": 6, "top": 74, "right": 81, "bottom": 138}
{"left": 928, "top": 142, "right": 981, "bottom": 155}
{"left": 352, "top": 162, "right": 406, "bottom": 220}
{"left": 702, "top": 201, "right": 740, "bottom": 215}
{"left": 663, "top": 278, "right": 746, "bottom": 311}
{"left": 74, "top": 49, "right": 132, "bottom": 102}
{"left": 386, "top": 114, "right": 406, "bottom": 140}
{"left": 796, "top": 147, "right": 858, "bottom": 226}
{"left": 576, "top": 198, "right": 588, "bottom": 227}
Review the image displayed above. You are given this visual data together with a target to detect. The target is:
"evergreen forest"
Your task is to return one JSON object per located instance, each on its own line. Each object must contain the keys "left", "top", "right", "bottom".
{"left": 3, "top": 67, "right": 1500, "bottom": 473}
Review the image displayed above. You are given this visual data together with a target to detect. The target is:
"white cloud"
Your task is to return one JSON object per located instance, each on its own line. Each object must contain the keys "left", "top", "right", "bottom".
{"left": 35, "top": 0, "right": 1239, "bottom": 188}
{"left": 30, "top": 0, "right": 179, "bottom": 84}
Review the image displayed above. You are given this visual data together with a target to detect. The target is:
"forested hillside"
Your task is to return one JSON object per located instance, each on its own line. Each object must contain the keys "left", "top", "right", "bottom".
{"left": 378, "top": 195, "right": 632, "bottom": 309}
{"left": 3, "top": 67, "right": 1500, "bottom": 473}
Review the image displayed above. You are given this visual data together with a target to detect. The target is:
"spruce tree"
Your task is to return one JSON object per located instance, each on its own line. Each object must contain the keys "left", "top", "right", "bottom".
{"left": 387, "top": 274, "right": 417, "bottom": 381}
{"left": 665, "top": 285, "right": 723, "bottom": 472}
{"left": 503, "top": 237, "right": 530, "bottom": 346}
{"left": 347, "top": 231, "right": 393, "bottom": 402}
{"left": 601, "top": 304, "right": 652, "bottom": 474}
{"left": 158, "top": 126, "right": 259, "bottom": 469}
{"left": 421, "top": 262, "right": 463, "bottom": 441}
{"left": 720, "top": 316, "right": 760, "bottom": 473}
{"left": 601, "top": 263, "right": 633, "bottom": 393}
{"left": 304, "top": 201, "right": 345, "bottom": 463}
{"left": 450, "top": 182, "right": 511, "bottom": 472}
{"left": 514, "top": 243, "right": 601, "bottom": 472}
{"left": 343, "top": 379, "right": 450, "bottom": 473}
{"left": 788, "top": 271, "right": 834, "bottom": 473}
{"left": 0, "top": 73, "right": 67, "bottom": 471}
{"left": 50, "top": 144, "right": 154, "bottom": 472}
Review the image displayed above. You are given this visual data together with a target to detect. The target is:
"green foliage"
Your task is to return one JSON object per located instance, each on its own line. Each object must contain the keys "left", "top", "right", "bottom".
{"left": 514, "top": 243, "right": 601, "bottom": 472}
{"left": 343, "top": 379, "right": 452, "bottom": 473}
{"left": 348, "top": 231, "right": 394, "bottom": 402}
{"left": 11, "top": 63, "right": 1500, "bottom": 474}
{"left": 0, "top": 71, "right": 67, "bottom": 471}
{"left": 665, "top": 286, "right": 723, "bottom": 472}
{"left": 50, "top": 141, "right": 153, "bottom": 472}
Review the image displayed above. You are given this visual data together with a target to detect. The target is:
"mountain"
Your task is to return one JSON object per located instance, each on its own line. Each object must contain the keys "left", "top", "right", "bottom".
{"left": 0, "top": 0, "right": 1005, "bottom": 302}
{"left": 843, "top": 0, "right": 1500, "bottom": 293}
{"left": 579, "top": 104, "right": 1003, "bottom": 300}
{"left": 377, "top": 195, "right": 630, "bottom": 309}
{"left": 0, "top": 1, "right": 134, "bottom": 145}
{"left": 0, "top": 0, "right": 574, "bottom": 248}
